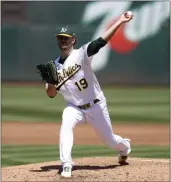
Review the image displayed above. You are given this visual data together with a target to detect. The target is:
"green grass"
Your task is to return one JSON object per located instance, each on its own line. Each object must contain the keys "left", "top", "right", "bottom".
{"left": 2, "top": 144, "right": 170, "bottom": 167}
{"left": 1, "top": 85, "right": 170, "bottom": 123}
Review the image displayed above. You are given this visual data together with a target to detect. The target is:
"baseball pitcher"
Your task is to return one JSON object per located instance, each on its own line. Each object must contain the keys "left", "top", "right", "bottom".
{"left": 37, "top": 11, "right": 133, "bottom": 178}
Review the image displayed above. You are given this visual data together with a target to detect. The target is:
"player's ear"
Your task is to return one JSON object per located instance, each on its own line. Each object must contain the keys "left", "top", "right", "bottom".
{"left": 72, "top": 37, "right": 76, "bottom": 45}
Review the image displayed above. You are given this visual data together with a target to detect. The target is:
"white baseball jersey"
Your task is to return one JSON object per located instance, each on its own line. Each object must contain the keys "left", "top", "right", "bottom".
{"left": 52, "top": 42, "right": 103, "bottom": 106}
{"left": 47, "top": 42, "right": 131, "bottom": 166}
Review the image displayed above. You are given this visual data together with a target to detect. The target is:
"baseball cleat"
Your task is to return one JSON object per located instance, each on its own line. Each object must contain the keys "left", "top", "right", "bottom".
{"left": 118, "top": 155, "right": 128, "bottom": 164}
{"left": 61, "top": 163, "right": 72, "bottom": 178}
{"left": 118, "top": 138, "right": 131, "bottom": 164}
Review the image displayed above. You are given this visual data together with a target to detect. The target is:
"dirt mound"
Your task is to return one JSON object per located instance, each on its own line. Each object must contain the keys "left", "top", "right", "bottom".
{"left": 2, "top": 157, "right": 169, "bottom": 181}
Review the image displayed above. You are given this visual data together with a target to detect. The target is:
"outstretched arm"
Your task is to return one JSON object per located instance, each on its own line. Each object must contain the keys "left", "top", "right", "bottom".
{"left": 101, "top": 11, "right": 133, "bottom": 42}
{"left": 87, "top": 11, "right": 133, "bottom": 57}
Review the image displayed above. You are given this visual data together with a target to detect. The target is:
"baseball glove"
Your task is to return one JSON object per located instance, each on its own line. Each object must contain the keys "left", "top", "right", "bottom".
{"left": 36, "top": 61, "right": 59, "bottom": 84}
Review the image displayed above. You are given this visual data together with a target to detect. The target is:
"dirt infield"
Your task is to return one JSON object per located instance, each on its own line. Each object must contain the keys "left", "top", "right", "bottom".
{"left": 2, "top": 157, "right": 169, "bottom": 181}
{"left": 2, "top": 122, "right": 169, "bottom": 145}
{"left": 2, "top": 122, "right": 170, "bottom": 181}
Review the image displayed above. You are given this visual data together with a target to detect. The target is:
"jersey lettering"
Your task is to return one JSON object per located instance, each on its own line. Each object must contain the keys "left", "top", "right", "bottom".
{"left": 56, "top": 63, "right": 81, "bottom": 90}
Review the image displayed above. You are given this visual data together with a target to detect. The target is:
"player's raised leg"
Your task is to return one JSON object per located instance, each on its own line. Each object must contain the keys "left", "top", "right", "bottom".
{"left": 84, "top": 97, "right": 131, "bottom": 162}
{"left": 60, "top": 104, "right": 85, "bottom": 177}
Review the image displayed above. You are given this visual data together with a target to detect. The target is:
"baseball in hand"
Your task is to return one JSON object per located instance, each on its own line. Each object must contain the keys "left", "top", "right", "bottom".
{"left": 124, "top": 11, "right": 133, "bottom": 18}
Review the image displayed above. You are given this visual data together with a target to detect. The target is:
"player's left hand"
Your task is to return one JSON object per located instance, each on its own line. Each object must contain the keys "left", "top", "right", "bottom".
{"left": 119, "top": 11, "right": 133, "bottom": 23}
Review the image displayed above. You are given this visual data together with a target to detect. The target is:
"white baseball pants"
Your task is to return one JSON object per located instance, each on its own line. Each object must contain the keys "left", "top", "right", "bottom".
{"left": 59, "top": 94, "right": 131, "bottom": 165}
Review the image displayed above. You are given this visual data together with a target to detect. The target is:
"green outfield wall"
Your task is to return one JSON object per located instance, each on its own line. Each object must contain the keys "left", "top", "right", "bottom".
{"left": 1, "top": 1, "right": 170, "bottom": 85}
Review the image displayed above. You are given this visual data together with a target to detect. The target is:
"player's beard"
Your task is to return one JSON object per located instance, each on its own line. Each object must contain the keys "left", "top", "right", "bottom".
{"left": 58, "top": 40, "right": 73, "bottom": 51}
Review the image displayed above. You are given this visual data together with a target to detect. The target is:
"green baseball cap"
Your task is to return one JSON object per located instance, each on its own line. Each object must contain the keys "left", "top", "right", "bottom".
{"left": 55, "top": 26, "right": 75, "bottom": 38}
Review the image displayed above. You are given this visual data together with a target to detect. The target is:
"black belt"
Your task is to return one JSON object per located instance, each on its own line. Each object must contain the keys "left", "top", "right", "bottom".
{"left": 78, "top": 99, "right": 100, "bottom": 110}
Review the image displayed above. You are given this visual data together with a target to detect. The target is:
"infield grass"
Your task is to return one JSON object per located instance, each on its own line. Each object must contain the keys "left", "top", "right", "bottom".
{"left": 2, "top": 144, "right": 170, "bottom": 167}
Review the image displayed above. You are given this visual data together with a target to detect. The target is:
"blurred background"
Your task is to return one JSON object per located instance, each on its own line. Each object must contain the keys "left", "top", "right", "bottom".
{"left": 1, "top": 1, "right": 170, "bottom": 167}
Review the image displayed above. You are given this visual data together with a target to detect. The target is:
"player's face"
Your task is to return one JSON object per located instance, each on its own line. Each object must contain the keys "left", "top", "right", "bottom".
{"left": 57, "top": 36, "right": 75, "bottom": 50}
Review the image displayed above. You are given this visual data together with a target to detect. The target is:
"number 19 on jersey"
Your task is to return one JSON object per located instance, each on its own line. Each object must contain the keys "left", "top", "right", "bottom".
{"left": 75, "top": 78, "right": 88, "bottom": 91}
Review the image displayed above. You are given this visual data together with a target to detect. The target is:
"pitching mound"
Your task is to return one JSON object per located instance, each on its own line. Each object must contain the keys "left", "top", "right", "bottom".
{"left": 2, "top": 157, "right": 169, "bottom": 181}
